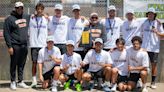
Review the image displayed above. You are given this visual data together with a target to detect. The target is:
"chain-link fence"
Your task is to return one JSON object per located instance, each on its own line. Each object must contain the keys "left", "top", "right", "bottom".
{"left": 0, "top": 0, "right": 123, "bottom": 29}
{"left": 0, "top": 0, "right": 123, "bottom": 18}
{"left": 0, "top": 0, "right": 36, "bottom": 17}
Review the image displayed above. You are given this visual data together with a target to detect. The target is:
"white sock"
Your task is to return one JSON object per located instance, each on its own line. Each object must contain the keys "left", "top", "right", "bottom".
{"left": 142, "top": 84, "right": 146, "bottom": 88}
{"left": 52, "top": 80, "right": 58, "bottom": 86}
{"left": 32, "top": 76, "right": 37, "bottom": 82}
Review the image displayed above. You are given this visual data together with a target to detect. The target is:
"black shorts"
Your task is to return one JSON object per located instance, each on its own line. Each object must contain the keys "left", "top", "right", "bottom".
{"left": 147, "top": 52, "right": 159, "bottom": 63}
{"left": 117, "top": 74, "right": 128, "bottom": 84}
{"left": 82, "top": 64, "right": 89, "bottom": 72}
{"left": 88, "top": 69, "right": 104, "bottom": 80}
{"left": 43, "top": 67, "right": 54, "bottom": 80}
{"left": 42, "top": 65, "right": 60, "bottom": 80}
{"left": 128, "top": 73, "right": 140, "bottom": 83}
{"left": 64, "top": 73, "right": 76, "bottom": 80}
{"left": 31, "top": 48, "right": 41, "bottom": 62}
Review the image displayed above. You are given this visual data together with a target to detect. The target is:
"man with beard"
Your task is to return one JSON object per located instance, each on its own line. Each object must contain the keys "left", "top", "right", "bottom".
{"left": 3, "top": 1, "right": 30, "bottom": 90}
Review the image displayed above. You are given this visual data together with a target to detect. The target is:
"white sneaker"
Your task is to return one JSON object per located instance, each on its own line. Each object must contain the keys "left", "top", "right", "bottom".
{"left": 51, "top": 86, "right": 57, "bottom": 92}
{"left": 102, "top": 81, "right": 111, "bottom": 87}
{"left": 51, "top": 80, "right": 58, "bottom": 92}
{"left": 111, "top": 84, "right": 117, "bottom": 91}
{"left": 142, "top": 87, "right": 148, "bottom": 92}
{"left": 17, "top": 81, "right": 29, "bottom": 89}
{"left": 137, "top": 79, "right": 142, "bottom": 88}
{"left": 10, "top": 81, "right": 16, "bottom": 90}
{"left": 30, "top": 81, "right": 37, "bottom": 88}
{"left": 150, "top": 83, "right": 157, "bottom": 89}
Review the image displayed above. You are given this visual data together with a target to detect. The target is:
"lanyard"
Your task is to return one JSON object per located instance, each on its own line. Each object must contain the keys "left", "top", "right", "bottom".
{"left": 148, "top": 20, "right": 155, "bottom": 30}
{"left": 65, "top": 53, "right": 76, "bottom": 67}
{"left": 108, "top": 18, "right": 115, "bottom": 35}
{"left": 95, "top": 53, "right": 101, "bottom": 62}
{"left": 46, "top": 48, "right": 54, "bottom": 57}
{"left": 35, "top": 16, "right": 43, "bottom": 38}
{"left": 91, "top": 51, "right": 101, "bottom": 65}
{"left": 44, "top": 47, "right": 54, "bottom": 62}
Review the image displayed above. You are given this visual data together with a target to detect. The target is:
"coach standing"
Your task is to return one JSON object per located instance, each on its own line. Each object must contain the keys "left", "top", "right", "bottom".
{"left": 3, "top": 2, "right": 30, "bottom": 90}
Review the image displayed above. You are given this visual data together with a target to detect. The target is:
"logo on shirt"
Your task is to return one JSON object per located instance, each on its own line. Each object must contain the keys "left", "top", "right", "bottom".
{"left": 33, "top": 25, "right": 46, "bottom": 29}
{"left": 106, "top": 27, "right": 118, "bottom": 32}
{"left": 126, "top": 26, "right": 137, "bottom": 31}
{"left": 131, "top": 56, "right": 138, "bottom": 63}
{"left": 71, "top": 27, "right": 83, "bottom": 30}
{"left": 15, "top": 19, "right": 27, "bottom": 28}
{"left": 114, "top": 60, "right": 126, "bottom": 62}
{"left": 53, "top": 22, "right": 65, "bottom": 25}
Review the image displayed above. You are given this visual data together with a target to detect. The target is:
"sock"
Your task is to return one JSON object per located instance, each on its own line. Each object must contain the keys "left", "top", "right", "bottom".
{"left": 32, "top": 76, "right": 37, "bottom": 82}
{"left": 113, "top": 83, "right": 116, "bottom": 87}
{"left": 152, "top": 76, "right": 156, "bottom": 84}
{"left": 52, "top": 80, "right": 58, "bottom": 86}
{"left": 142, "top": 84, "right": 146, "bottom": 88}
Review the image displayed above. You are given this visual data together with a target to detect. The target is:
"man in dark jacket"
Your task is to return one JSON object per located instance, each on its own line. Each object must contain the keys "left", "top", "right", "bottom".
{"left": 3, "top": 1, "right": 30, "bottom": 90}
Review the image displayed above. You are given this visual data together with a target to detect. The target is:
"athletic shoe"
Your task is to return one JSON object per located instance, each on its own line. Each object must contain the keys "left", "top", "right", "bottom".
{"left": 111, "top": 84, "right": 117, "bottom": 91}
{"left": 10, "top": 81, "right": 16, "bottom": 90}
{"left": 142, "top": 86, "right": 148, "bottom": 92}
{"left": 82, "top": 81, "right": 90, "bottom": 88}
{"left": 17, "top": 81, "right": 29, "bottom": 89}
{"left": 103, "top": 85, "right": 111, "bottom": 92}
{"left": 75, "top": 83, "right": 82, "bottom": 92}
{"left": 137, "top": 79, "right": 142, "bottom": 88}
{"left": 51, "top": 86, "right": 57, "bottom": 92}
{"left": 30, "top": 81, "right": 37, "bottom": 88}
{"left": 89, "top": 82, "right": 94, "bottom": 90}
{"left": 64, "top": 80, "right": 71, "bottom": 90}
{"left": 150, "top": 83, "right": 157, "bottom": 89}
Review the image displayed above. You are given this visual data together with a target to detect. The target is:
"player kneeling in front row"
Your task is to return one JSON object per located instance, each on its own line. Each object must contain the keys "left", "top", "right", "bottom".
{"left": 127, "top": 36, "right": 149, "bottom": 92}
{"left": 38, "top": 36, "right": 62, "bottom": 92}
{"left": 59, "top": 40, "right": 83, "bottom": 91}
{"left": 81, "top": 38, "right": 113, "bottom": 91}
{"left": 110, "top": 38, "right": 129, "bottom": 92}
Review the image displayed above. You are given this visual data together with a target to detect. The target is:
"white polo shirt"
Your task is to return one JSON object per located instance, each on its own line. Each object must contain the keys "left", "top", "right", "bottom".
{"left": 127, "top": 47, "right": 149, "bottom": 73}
{"left": 29, "top": 16, "right": 48, "bottom": 48}
{"left": 61, "top": 52, "right": 82, "bottom": 75}
{"left": 48, "top": 15, "right": 70, "bottom": 44}
{"left": 83, "top": 49, "right": 113, "bottom": 72}
{"left": 67, "top": 18, "right": 89, "bottom": 49}
{"left": 111, "top": 49, "right": 128, "bottom": 76}
{"left": 141, "top": 19, "right": 164, "bottom": 53}
{"left": 100, "top": 17, "right": 123, "bottom": 49}
{"left": 37, "top": 46, "right": 61, "bottom": 74}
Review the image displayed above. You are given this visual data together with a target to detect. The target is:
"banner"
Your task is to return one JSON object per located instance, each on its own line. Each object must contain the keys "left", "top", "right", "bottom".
{"left": 123, "top": 0, "right": 164, "bottom": 22}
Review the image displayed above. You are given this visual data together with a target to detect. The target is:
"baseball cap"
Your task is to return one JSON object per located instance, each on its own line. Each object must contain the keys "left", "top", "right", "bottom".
{"left": 72, "top": 4, "right": 80, "bottom": 10}
{"left": 95, "top": 38, "right": 103, "bottom": 44}
{"left": 126, "top": 9, "right": 134, "bottom": 14}
{"left": 66, "top": 40, "right": 75, "bottom": 46}
{"left": 90, "top": 12, "right": 98, "bottom": 17}
{"left": 15, "top": 2, "right": 24, "bottom": 7}
{"left": 46, "top": 36, "right": 54, "bottom": 42}
{"left": 108, "top": 5, "right": 116, "bottom": 11}
{"left": 147, "top": 7, "right": 156, "bottom": 13}
{"left": 54, "top": 4, "right": 63, "bottom": 10}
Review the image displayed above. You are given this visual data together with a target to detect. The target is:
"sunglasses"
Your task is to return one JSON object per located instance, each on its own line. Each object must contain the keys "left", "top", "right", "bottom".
{"left": 91, "top": 17, "right": 98, "bottom": 19}
{"left": 15, "top": 7, "right": 23, "bottom": 9}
